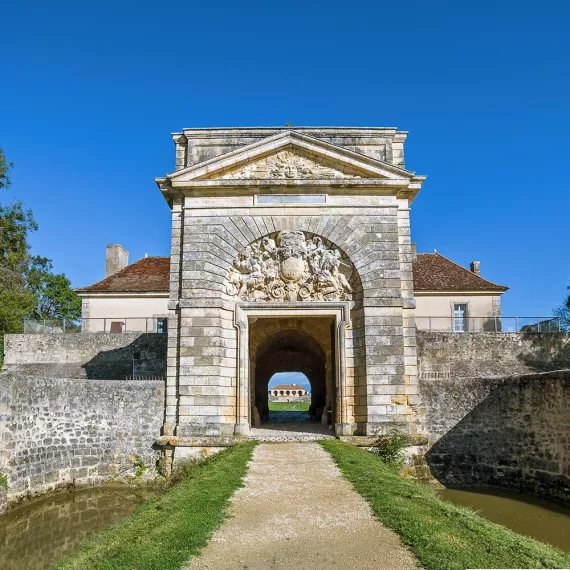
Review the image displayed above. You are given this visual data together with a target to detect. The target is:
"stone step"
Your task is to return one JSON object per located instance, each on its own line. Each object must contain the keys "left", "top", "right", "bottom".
{"left": 249, "top": 429, "right": 336, "bottom": 442}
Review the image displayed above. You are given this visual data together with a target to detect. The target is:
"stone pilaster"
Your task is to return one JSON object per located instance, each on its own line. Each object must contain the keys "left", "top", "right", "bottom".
{"left": 165, "top": 198, "right": 183, "bottom": 435}
{"left": 398, "top": 199, "right": 420, "bottom": 433}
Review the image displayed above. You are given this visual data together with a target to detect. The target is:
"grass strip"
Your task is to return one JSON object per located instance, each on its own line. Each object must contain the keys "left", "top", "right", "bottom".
{"left": 54, "top": 442, "right": 257, "bottom": 570}
{"left": 321, "top": 440, "right": 570, "bottom": 570}
{"left": 268, "top": 401, "right": 310, "bottom": 411}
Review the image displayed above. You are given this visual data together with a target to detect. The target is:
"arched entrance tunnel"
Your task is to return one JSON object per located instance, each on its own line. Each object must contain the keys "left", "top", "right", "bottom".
{"left": 249, "top": 317, "right": 336, "bottom": 428}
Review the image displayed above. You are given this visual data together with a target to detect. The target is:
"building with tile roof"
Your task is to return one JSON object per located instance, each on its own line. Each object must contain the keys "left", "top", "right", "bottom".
{"left": 77, "top": 247, "right": 508, "bottom": 333}
{"left": 76, "top": 246, "right": 170, "bottom": 333}
{"left": 269, "top": 383, "right": 310, "bottom": 402}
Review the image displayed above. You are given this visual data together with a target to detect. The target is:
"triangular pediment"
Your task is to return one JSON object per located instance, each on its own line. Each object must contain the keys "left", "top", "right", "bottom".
{"left": 208, "top": 147, "right": 364, "bottom": 180}
{"left": 164, "top": 131, "right": 417, "bottom": 184}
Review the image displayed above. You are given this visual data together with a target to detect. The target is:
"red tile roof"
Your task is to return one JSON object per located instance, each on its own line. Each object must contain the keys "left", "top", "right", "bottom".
{"left": 76, "top": 252, "right": 508, "bottom": 294}
{"left": 76, "top": 257, "right": 170, "bottom": 293}
{"left": 413, "top": 253, "right": 508, "bottom": 292}
{"left": 270, "top": 384, "right": 308, "bottom": 391}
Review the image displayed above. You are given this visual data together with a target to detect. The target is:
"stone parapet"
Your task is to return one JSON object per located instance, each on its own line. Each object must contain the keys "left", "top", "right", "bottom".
{"left": 3, "top": 332, "right": 167, "bottom": 380}
{"left": 417, "top": 331, "right": 570, "bottom": 379}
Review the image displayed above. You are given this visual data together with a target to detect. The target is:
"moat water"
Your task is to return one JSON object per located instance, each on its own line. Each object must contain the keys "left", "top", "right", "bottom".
{"left": 440, "top": 487, "right": 570, "bottom": 553}
{"left": 1, "top": 482, "right": 569, "bottom": 569}
{"left": 0, "top": 486, "right": 153, "bottom": 570}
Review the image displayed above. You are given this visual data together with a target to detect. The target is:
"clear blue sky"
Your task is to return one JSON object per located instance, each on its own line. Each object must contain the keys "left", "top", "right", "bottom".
{"left": 1, "top": 0, "right": 569, "bottom": 316}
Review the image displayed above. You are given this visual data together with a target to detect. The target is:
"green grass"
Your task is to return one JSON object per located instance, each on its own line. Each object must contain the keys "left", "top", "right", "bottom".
{"left": 268, "top": 401, "right": 310, "bottom": 411}
{"left": 54, "top": 442, "right": 257, "bottom": 570}
{"left": 321, "top": 440, "right": 570, "bottom": 570}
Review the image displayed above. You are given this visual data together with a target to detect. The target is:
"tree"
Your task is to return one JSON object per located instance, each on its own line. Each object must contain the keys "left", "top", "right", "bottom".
{"left": 0, "top": 151, "right": 36, "bottom": 333}
{"left": 0, "top": 147, "right": 81, "bottom": 335}
{"left": 28, "top": 258, "right": 82, "bottom": 321}
{"left": 0, "top": 148, "right": 13, "bottom": 190}
{"left": 553, "top": 285, "right": 570, "bottom": 332}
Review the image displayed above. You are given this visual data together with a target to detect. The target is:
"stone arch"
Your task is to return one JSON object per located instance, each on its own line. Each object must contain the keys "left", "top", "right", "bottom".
{"left": 249, "top": 316, "right": 334, "bottom": 424}
{"left": 253, "top": 328, "right": 326, "bottom": 423}
{"left": 198, "top": 215, "right": 388, "bottom": 303}
{"left": 170, "top": 185, "right": 417, "bottom": 438}
{"left": 178, "top": 212, "right": 413, "bottom": 435}
{"left": 231, "top": 230, "right": 369, "bottom": 433}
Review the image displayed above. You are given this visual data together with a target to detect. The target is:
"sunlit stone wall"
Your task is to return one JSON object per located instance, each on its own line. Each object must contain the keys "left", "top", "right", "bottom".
{"left": 0, "top": 373, "right": 163, "bottom": 513}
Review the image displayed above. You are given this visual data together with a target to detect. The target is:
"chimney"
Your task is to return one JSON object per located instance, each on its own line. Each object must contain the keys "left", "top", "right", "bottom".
{"left": 470, "top": 260, "right": 481, "bottom": 276}
{"left": 105, "top": 244, "right": 129, "bottom": 277}
{"left": 411, "top": 242, "right": 417, "bottom": 262}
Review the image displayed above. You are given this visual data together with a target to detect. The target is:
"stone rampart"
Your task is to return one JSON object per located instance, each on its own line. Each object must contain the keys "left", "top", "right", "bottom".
{"left": 417, "top": 331, "right": 570, "bottom": 378}
{"left": 422, "top": 371, "right": 570, "bottom": 503}
{"left": 0, "top": 372, "right": 164, "bottom": 512}
{"left": 417, "top": 332, "right": 570, "bottom": 503}
{"left": 2, "top": 333, "right": 167, "bottom": 379}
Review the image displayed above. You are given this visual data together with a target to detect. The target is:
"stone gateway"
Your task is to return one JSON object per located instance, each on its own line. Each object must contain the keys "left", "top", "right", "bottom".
{"left": 2, "top": 126, "right": 570, "bottom": 511}
{"left": 154, "top": 127, "right": 426, "bottom": 450}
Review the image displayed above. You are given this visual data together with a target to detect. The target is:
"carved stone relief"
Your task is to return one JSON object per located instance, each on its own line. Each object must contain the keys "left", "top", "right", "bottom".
{"left": 226, "top": 231, "right": 353, "bottom": 302}
{"left": 215, "top": 149, "right": 362, "bottom": 180}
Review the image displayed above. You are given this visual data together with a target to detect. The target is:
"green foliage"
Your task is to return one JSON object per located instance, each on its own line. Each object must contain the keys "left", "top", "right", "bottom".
{"left": 0, "top": 286, "right": 36, "bottom": 334}
{"left": 0, "top": 472, "right": 8, "bottom": 489}
{"left": 268, "top": 401, "right": 310, "bottom": 411}
{"left": 129, "top": 455, "right": 148, "bottom": 478}
{"left": 28, "top": 259, "right": 82, "bottom": 321}
{"left": 369, "top": 432, "right": 410, "bottom": 469}
{"left": 321, "top": 441, "right": 570, "bottom": 570}
{"left": 0, "top": 147, "right": 81, "bottom": 333}
{"left": 54, "top": 442, "right": 257, "bottom": 570}
{"left": 0, "top": 147, "right": 13, "bottom": 190}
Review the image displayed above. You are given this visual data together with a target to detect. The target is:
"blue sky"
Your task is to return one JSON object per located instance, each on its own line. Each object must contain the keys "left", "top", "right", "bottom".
{"left": 1, "top": 0, "right": 569, "bottom": 317}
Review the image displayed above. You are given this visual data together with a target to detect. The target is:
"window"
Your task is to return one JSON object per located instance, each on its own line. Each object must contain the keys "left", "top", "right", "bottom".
{"left": 453, "top": 304, "right": 467, "bottom": 332}
{"left": 157, "top": 318, "right": 168, "bottom": 334}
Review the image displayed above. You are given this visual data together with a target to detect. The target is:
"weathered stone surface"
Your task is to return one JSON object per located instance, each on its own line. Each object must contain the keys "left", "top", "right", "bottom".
{"left": 212, "top": 149, "right": 364, "bottom": 180}
{"left": 3, "top": 333, "right": 167, "bottom": 380}
{"left": 422, "top": 370, "right": 570, "bottom": 504}
{"left": 175, "top": 127, "right": 404, "bottom": 168}
{"left": 417, "top": 331, "right": 570, "bottom": 379}
{"left": 418, "top": 332, "right": 570, "bottom": 502}
{"left": 0, "top": 372, "right": 163, "bottom": 512}
{"left": 227, "top": 231, "right": 353, "bottom": 302}
{"left": 156, "top": 126, "right": 426, "bottom": 439}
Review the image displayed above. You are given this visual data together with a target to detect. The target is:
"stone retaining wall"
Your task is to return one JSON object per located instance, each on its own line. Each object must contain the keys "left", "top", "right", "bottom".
{"left": 421, "top": 368, "right": 570, "bottom": 503}
{"left": 0, "top": 372, "right": 164, "bottom": 512}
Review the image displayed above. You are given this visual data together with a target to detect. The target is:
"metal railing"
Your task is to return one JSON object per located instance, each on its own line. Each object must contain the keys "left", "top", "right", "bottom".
{"left": 23, "top": 317, "right": 168, "bottom": 334}
{"left": 22, "top": 316, "right": 564, "bottom": 335}
{"left": 415, "top": 316, "right": 562, "bottom": 333}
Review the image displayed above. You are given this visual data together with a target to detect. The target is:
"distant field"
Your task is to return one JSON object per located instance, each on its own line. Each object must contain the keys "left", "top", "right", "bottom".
{"left": 268, "top": 401, "right": 310, "bottom": 412}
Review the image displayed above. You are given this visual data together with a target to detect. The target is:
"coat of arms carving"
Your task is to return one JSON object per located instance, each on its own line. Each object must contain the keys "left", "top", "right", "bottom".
{"left": 226, "top": 231, "right": 353, "bottom": 302}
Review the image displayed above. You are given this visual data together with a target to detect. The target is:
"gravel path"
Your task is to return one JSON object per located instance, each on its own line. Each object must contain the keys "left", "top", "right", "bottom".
{"left": 186, "top": 443, "right": 419, "bottom": 570}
